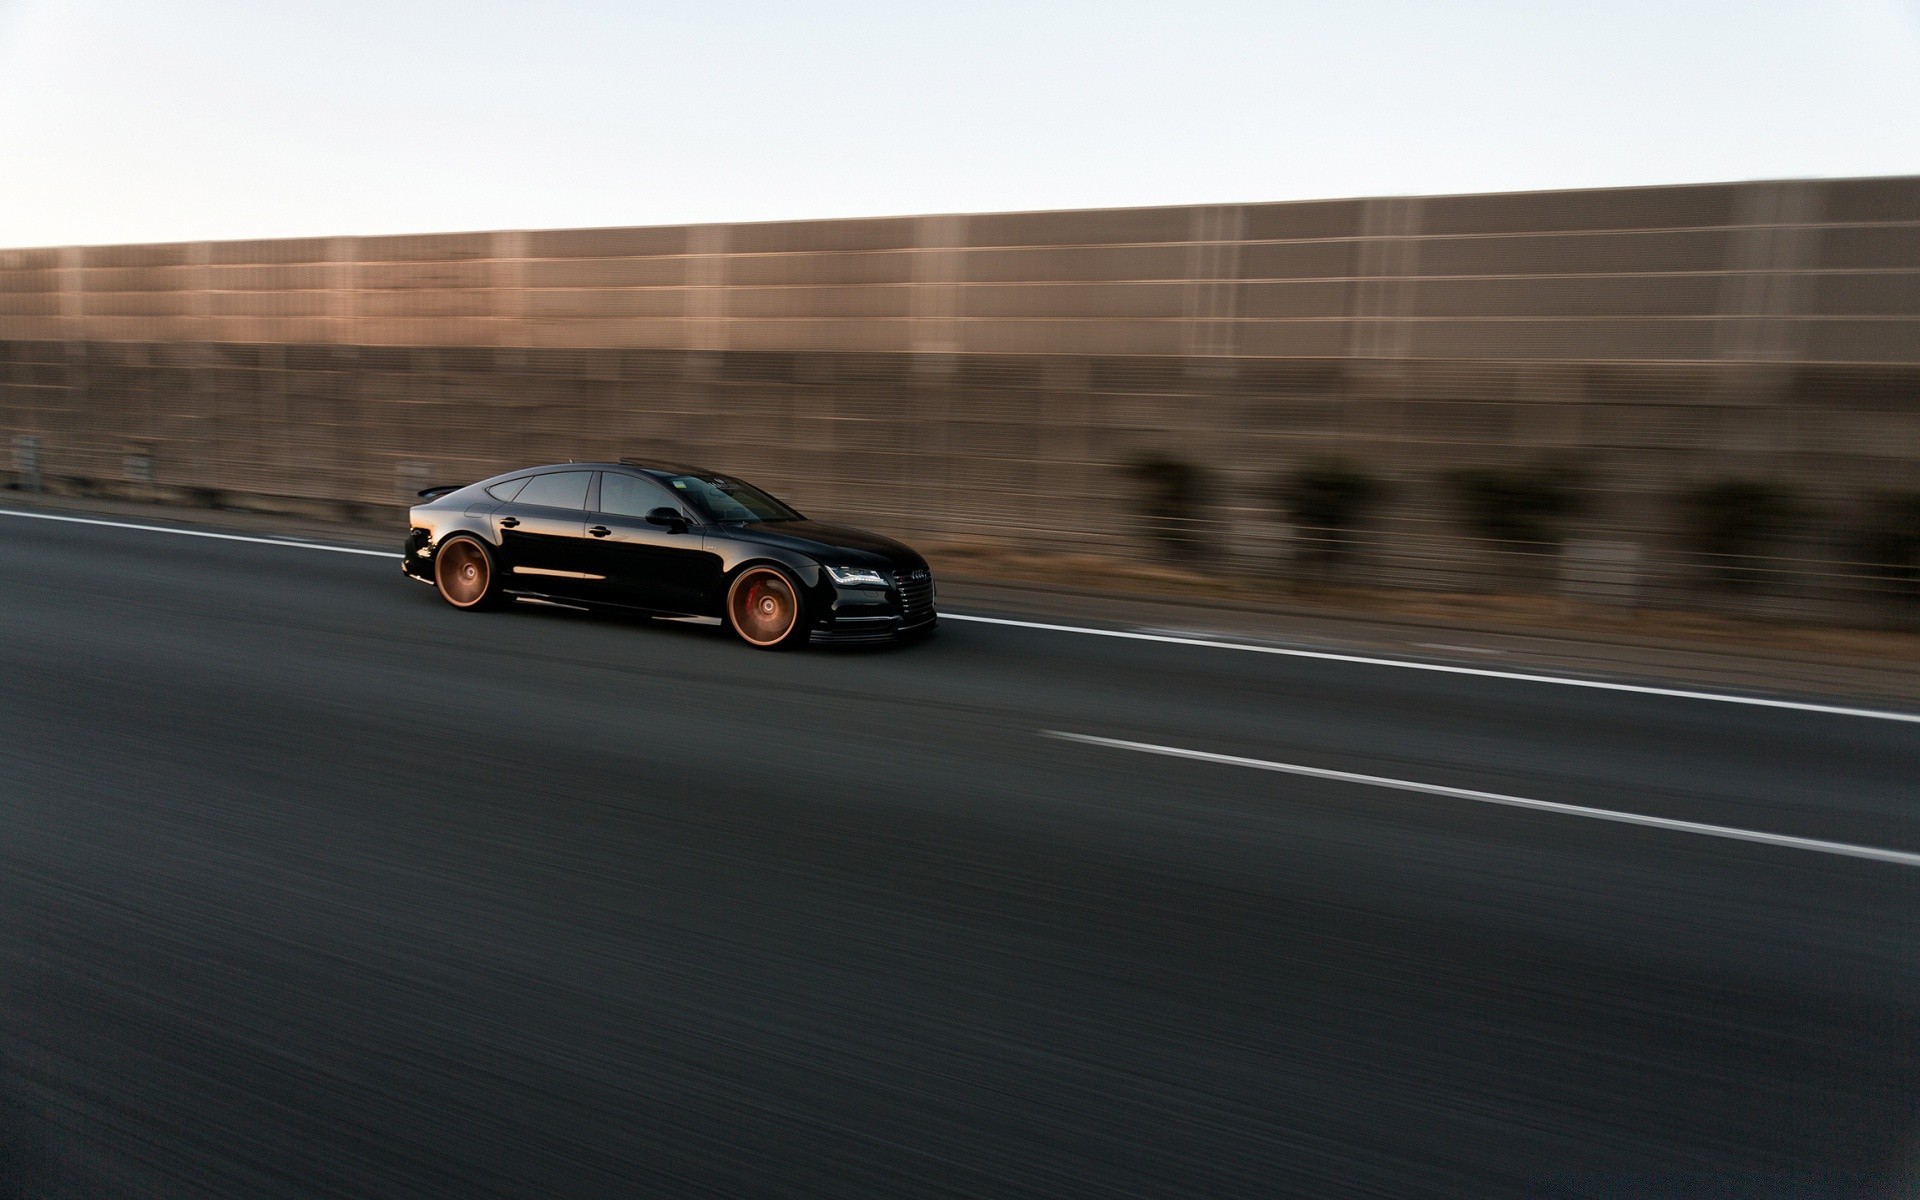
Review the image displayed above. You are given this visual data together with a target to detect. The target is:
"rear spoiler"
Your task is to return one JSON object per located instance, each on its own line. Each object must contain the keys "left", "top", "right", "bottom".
{"left": 416, "top": 484, "right": 464, "bottom": 501}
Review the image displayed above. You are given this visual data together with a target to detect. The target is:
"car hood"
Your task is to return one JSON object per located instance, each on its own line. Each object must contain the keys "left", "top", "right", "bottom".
{"left": 727, "top": 520, "right": 927, "bottom": 571}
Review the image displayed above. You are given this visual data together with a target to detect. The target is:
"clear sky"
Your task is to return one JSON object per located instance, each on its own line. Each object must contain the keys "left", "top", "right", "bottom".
{"left": 0, "top": 0, "right": 1915, "bottom": 248}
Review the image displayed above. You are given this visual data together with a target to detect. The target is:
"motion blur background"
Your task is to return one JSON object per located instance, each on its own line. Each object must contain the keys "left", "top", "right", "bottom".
{"left": 2, "top": 1, "right": 1918, "bottom": 627}
{"left": 3, "top": 179, "right": 1919, "bottom": 627}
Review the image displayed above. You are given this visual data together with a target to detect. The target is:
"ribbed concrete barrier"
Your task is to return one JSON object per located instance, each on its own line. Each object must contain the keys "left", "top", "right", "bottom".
{"left": 2, "top": 176, "right": 1916, "bottom": 623}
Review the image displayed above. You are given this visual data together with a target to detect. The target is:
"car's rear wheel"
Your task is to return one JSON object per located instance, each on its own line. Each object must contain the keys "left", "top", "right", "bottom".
{"left": 727, "top": 566, "right": 806, "bottom": 649}
{"left": 434, "top": 535, "right": 500, "bottom": 610}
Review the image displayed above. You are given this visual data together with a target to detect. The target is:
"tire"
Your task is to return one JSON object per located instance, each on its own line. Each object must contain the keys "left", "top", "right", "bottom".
{"left": 726, "top": 566, "right": 807, "bottom": 649}
{"left": 434, "top": 535, "right": 501, "bottom": 610}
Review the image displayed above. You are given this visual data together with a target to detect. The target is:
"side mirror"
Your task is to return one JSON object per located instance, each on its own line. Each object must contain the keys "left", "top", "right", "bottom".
{"left": 646, "top": 506, "right": 689, "bottom": 531}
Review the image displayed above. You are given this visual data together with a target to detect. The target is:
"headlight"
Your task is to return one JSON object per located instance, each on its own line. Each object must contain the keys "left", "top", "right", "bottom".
{"left": 825, "top": 564, "right": 889, "bottom": 587}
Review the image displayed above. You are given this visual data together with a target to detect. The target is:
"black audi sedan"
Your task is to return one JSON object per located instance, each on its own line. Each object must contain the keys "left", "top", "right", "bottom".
{"left": 404, "top": 460, "right": 936, "bottom": 648}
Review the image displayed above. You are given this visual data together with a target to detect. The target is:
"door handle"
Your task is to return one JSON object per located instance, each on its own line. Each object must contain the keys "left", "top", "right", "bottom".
{"left": 589, "top": 526, "right": 611, "bottom": 537}
{"left": 499, "top": 517, "right": 520, "bottom": 528}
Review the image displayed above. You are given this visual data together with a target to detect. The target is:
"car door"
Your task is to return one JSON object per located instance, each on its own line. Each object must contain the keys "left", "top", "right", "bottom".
{"left": 585, "top": 471, "right": 720, "bottom": 613}
{"left": 492, "top": 469, "right": 597, "bottom": 600}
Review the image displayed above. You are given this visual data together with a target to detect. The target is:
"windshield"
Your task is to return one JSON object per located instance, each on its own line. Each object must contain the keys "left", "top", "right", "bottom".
{"left": 664, "top": 474, "right": 801, "bottom": 523}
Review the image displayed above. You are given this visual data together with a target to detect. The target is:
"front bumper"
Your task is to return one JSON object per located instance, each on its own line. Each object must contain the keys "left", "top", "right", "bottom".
{"left": 810, "top": 611, "right": 938, "bottom": 644}
{"left": 813, "top": 568, "right": 938, "bottom": 642}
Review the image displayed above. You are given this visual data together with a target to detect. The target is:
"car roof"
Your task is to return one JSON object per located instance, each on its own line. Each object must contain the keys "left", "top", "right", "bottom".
{"left": 616, "top": 458, "right": 719, "bottom": 477}
{"left": 509, "top": 459, "right": 719, "bottom": 478}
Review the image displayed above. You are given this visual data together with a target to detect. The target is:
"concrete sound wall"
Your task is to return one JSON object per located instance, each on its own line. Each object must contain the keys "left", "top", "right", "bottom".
{"left": 2, "top": 176, "right": 1917, "bottom": 621}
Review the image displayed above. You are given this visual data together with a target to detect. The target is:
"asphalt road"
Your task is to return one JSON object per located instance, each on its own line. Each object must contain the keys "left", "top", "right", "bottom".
{"left": 2, "top": 510, "right": 1916, "bottom": 1198}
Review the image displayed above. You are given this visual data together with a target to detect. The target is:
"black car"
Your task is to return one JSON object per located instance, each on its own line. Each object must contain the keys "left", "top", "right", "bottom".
{"left": 403, "top": 460, "right": 936, "bottom": 648}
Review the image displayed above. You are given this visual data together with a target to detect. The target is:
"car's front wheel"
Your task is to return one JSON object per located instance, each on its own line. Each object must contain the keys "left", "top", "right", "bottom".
{"left": 434, "top": 535, "right": 501, "bottom": 610}
{"left": 726, "top": 566, "right": 806, "bottom": 649}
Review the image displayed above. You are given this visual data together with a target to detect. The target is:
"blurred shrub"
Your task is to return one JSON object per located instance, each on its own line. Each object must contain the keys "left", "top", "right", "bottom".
{"left": 1278, "top": 458, "right": 1385, "bottom": 566}
{"left": 1444, "top": 462, "right": 1589, "bottom": 549}
{"left": 1858, "top": 490, "right": 1920, "bottom": 600}
{"left": 1128, "top": 457, "right": 1210, "bottom": 563}
{"left": 1679, "top": 479, "right": 1802, "bottom": 590}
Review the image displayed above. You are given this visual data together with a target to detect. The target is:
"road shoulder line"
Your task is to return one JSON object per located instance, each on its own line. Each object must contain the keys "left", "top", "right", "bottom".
{"left": 0, "top": 507, "right": 396, "bottom": 558}
{"left": 951, "top": 614, "right": 1920, "bottom": 724}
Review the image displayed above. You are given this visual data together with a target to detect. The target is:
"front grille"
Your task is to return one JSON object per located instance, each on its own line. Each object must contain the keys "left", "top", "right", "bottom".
{"left": 895, "top": 569, "right": 935, "bottom": 620}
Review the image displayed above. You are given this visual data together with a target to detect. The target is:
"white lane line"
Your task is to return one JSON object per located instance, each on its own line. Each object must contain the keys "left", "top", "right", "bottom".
{"left": 1042, "top": 731, "right": 1920, "bottom": 868}
{"left": 949, "top": 613, "right": 1920, "bottom": 725}
{"left": 0, "top": 508, "right": 396, "bottom": 558}
{"left": 6, "top": 507, "right": 1916, "bottom": 726}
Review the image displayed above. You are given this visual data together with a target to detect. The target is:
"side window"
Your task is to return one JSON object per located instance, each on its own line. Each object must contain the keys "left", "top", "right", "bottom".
{"left": 598, "top": 472, "right": 684, "bottom": 520}
{"left": 513, "top": 471, "right": 592, "bottom": 510}
{"left": 486, "top": 477, "right": 529, "bottom": 502}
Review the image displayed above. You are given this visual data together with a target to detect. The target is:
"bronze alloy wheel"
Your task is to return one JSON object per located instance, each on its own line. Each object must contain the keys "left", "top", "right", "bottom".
{"left": 727, "top": 567, "right": 804, "bottom": 648}
{"left": 434, "top": 536, "right": 495, "bottom": 609}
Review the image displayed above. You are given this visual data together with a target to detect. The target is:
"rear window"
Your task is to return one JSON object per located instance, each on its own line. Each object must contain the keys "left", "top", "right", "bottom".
{"left": 486, "top": 478, "right": 529, "bottom": 502}
{"left": 513, "top": 471, "right": 592, "bottom": 510}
